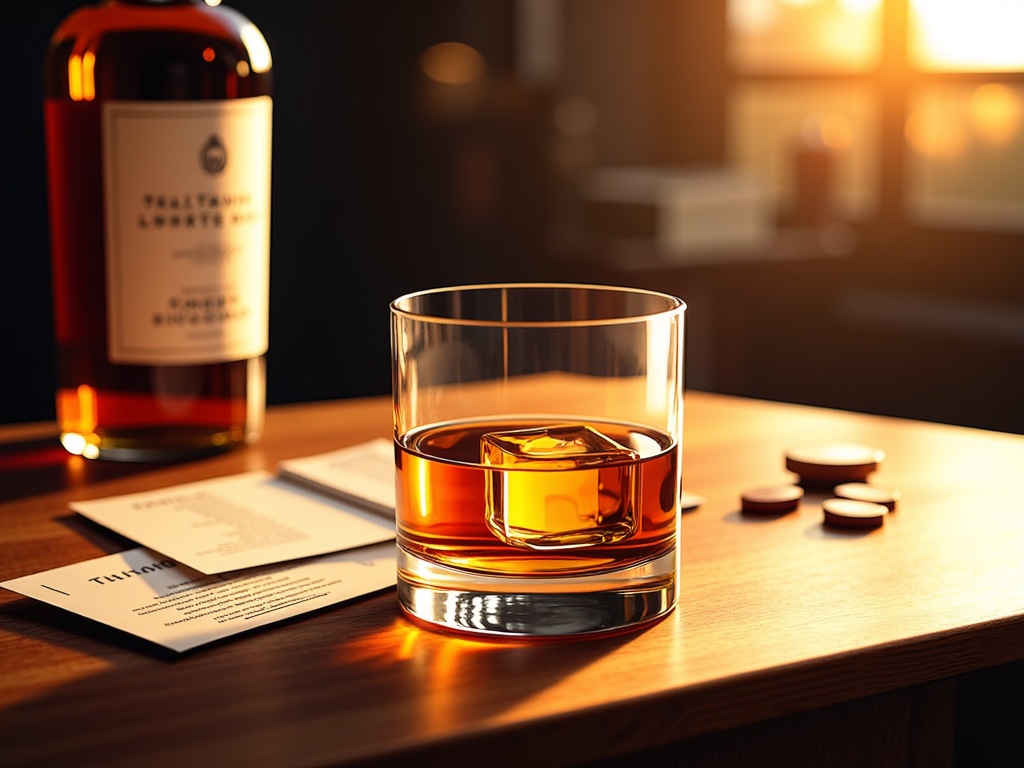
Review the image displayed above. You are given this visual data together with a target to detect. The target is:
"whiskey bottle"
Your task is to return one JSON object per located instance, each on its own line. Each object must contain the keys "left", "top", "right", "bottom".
{"left": 43, "top": 0, "right": 273, "bottom": 460}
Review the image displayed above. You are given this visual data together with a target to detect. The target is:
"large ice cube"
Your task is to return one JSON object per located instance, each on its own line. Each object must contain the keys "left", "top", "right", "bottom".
{"left": 481, "top": 424, "right": 640, "bottom": 549}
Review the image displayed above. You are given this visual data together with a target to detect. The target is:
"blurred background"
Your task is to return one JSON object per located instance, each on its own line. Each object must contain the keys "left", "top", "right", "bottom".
{"left": 3, "top": 0, "right": 1022, "bottom": 434}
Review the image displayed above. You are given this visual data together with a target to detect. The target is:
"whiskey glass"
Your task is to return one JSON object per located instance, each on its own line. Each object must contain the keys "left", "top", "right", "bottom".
{"left": 390, "top": 283, "right": 685, "bottom": 637}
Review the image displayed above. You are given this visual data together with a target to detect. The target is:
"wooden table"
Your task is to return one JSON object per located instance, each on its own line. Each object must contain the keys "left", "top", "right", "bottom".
{"left": 2, "top": 391, "right": 1022, "bottom": 767}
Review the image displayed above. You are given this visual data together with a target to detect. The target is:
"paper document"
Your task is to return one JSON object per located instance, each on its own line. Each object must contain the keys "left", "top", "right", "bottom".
{"left": 3, "top": 439, "right": 401, "bottom": 652}
{"left": 1, "top": 544, "right": 396, "bottom": 653}
{"left": 278, "top": 437, "right": 396, "bottom": 516}
{"left": 72, "top": 470, "right": 394, "bottom": 574}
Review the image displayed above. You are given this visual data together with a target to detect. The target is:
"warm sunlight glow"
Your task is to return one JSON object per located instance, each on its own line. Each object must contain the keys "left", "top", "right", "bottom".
{"left": 60, "top": 433, "right": 99, "bottom": 460}
{"left": 1, "top": 638, "right": 112, "bottom": 708}
{"left": 240, "top": 23, "right": 272, "bottom": 73}
{"left": 802, "top": 111, "right": 854, "bottom": 150}
{"left": 910, "top": 0, "right": 1024, "bottom": 71}
{"left": 68, "top": 54, "right": 82, "bottom": 101}
{"left": 838, "top": 0, "right": 880, "bottom": 12}
{"left": 396, "top": 626, "right": 422, "bottom": 661}
{"left": 416, "top": 457, "right": 431, "bottom": 518}
{"left": 60, "top": 432, "right": 87, "bottom": 456}
{"left": 58, "top": 384, "right": 98, "bottom": 433}
{"left": 969, "top": 84, "right": 1023, "bottom": 147}
{"left": 420, "top": 42, "right": 485, "bottom": 85}
{"left": 905, "top": 106, "right": 968, "bottom": 160}
{"left": 729, "top": 0, "right": 881, "bottom": 72}
{"left": 67, "top": 52, "right": 95, "bottom": 101}
{"left": 729, "top": 0, "right": 778, "bottom": 34}
{"left": 82, "top": 51, "right": 95, "bottom": 100}
{"left": 57, "top": 386, "right": 100, "bottom": 458}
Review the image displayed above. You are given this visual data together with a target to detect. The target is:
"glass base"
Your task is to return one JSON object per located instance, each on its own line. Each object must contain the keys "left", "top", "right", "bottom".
{"left": 396, "top": 547, "right": 677, "bottom": 638}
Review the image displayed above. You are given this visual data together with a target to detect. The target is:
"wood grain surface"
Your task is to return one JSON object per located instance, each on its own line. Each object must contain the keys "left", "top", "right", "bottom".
{"left": 1, "top": 390, "right": 1022, "bottom": 767}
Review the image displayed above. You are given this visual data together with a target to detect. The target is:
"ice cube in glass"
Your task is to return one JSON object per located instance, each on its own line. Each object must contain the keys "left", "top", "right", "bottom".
{"left": 481, "top": 424, "right": 640, "bottom": 549}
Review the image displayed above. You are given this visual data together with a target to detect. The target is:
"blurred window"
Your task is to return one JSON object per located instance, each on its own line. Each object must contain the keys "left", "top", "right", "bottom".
{"left": 726, "top": 0, "right": 1024, "bottom": 233}
{"left": 728, "top": 82, "right": 878, "bottom": 222}
{"left": 908, "top": 0, "right": 1024, "bottom": 73}
{"left": 729, "top": 0, "right": 882, "bottom": 74}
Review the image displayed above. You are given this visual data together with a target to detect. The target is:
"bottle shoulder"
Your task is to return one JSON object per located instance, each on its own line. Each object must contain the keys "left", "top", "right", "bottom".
{"left": 45, "top": 2, "right": 272, "bottom": 100}
{"left": 50, "top": 3, "right": 258, "bottom": 48}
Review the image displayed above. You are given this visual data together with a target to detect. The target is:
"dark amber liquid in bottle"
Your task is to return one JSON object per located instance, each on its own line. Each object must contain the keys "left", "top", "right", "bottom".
{"left": 44, "top": 0, "right": 272, "bottom": 460}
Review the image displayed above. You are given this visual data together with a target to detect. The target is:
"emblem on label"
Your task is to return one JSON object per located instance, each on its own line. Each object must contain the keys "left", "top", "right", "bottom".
{"left": 200, "top": 135, "right": 227, "bottom": 174}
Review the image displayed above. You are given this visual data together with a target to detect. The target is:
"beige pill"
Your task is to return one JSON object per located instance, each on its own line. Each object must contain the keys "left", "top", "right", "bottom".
{"left": 822, "top": 497, "right": 888, "bottom": 529}
{"left": 833, "top": 482, "right": 901, "bottom": 511}
{"left": 741, "top": 485, "right": 803, "bottom": 514}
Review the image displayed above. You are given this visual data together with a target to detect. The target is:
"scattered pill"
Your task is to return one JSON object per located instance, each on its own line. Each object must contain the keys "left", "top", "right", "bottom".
{"left": 785, "top": 442, "right": 884, "bottom": 485}
{"left": 833, "top": 482, "right": 900, "bottom": 511}
{"left": 740, "top": 485, "right": 804, "bottom": 514}
{"left": 822, "top": 498, "right": 888, "bottom": 529}
{"left": 680, "top": 491, "right": 706, "bottom": 511}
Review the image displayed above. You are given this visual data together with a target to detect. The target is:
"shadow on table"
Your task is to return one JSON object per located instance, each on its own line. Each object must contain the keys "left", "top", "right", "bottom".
{"left": 0, "top": 575, "right": 652, "bottom": 765}
{"left": 0, "top": 433, "right": 227, "bottom": 504}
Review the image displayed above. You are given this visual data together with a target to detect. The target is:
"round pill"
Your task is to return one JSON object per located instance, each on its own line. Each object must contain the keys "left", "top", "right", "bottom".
{"left": 833, "top": 482, "right": 901, "bottom": 511}
{"left": 785, "top": 442, "right": 884, "bottom": 485}
{"left": 822, "top": 498, "right": 888, "bottom": 529}
{"left": 741, "top": 485, "right": 803, "bottom": 514}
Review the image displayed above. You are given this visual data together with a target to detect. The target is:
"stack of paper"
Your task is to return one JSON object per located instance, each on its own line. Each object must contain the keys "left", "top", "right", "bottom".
{"left": 1, "top": 439, "right": 399, "bottom": 653}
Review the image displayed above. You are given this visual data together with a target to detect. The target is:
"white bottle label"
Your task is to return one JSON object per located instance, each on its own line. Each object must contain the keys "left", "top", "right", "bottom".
{"left": 102, "top": 97, "right": 272, "bottom": 365}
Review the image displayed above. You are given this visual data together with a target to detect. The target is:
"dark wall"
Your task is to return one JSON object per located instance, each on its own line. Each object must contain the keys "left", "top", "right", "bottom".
{"left": 3, "top": 1, "right": 1022, "bottom": 434}
{"left": 2, "top": 0, "right": 559, "bottom": 425}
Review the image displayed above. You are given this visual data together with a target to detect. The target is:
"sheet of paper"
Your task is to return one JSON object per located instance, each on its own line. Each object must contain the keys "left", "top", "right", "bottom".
{"left": 71, "top": 471, "right": 394, "bottom": 574}
{"left": 277, "top": 437, "right": 396, "bottom": 516}
{"left": 1, "top": 544, "right": 396, "bottom": 653}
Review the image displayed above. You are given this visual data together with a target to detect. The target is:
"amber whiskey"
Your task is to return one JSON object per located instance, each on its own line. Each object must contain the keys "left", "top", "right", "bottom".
{"left": 395, "top": 418, "right": 679, "bottom": 577}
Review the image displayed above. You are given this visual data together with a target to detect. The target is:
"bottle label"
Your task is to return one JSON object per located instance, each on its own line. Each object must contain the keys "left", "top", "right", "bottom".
{"left": 102, "top": 97, "right": 272, "bottom": 364}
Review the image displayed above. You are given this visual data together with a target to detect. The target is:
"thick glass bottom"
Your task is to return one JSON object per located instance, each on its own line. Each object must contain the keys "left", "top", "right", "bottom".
{"left": 396, "top": 546, "right": 678, "bottom": 638}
